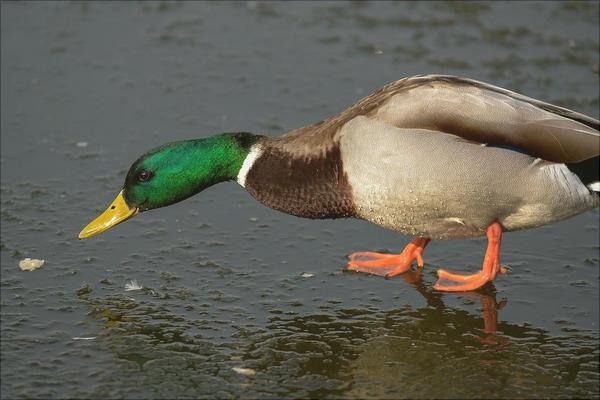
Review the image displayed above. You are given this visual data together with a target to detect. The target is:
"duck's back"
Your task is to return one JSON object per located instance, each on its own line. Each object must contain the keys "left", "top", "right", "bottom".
{"left": 275, "top": 75, "right": 599, "bottom": 162}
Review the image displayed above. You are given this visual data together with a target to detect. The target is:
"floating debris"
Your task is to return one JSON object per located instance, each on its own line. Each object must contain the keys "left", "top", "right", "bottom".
{"left": 232, "top": 367, "right": 256, "bottom": 376}
{"left": 76, "top": 141, "right": 88, "bottom": 148}
{"left": 301, "top": 272, "right": 314, "bottom": 278}
{"left": 72, "top": 336, "right": 96, "bottom": 340}
{"left": 76, "top": 284, "right": 92, "bottom": 296}
{"left": 124, "top": 280, "right": 143, "bottom": 291}
{"left": 19, "top": 258, "right": 45, "bottom": 271}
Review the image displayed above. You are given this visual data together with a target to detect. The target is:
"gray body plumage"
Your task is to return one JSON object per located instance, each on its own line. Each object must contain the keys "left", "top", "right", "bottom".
{"left": 240, "top": 75, "right": 600, "bottom": 240}
{"left": 340, "top": 116, "right": 597, "bottom": 239}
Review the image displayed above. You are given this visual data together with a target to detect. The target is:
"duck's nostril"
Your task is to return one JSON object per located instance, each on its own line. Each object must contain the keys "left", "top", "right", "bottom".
{"left": 111, "top": 205, "right": 116, "bottom": 210}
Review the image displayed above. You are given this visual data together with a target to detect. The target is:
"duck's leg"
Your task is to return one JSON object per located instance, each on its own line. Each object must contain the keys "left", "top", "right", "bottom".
{"left": 347, "top": 237, "right": 430, "bottom": 278}
{"left": 434, "top": 221, "right": 503, "bottom": 292}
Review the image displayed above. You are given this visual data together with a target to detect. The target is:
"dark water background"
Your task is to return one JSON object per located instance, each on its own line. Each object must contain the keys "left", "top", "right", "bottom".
{"left": 1, "top": 1, "right": 599, "bottom": 399}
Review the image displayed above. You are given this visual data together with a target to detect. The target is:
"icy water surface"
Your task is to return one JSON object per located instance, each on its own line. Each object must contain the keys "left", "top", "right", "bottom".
{"left": 1, "top": 1, "right": 599, "bottom": 399}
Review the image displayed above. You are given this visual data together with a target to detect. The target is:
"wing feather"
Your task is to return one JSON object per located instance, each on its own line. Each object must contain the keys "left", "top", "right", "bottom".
{"left": 372, "top": 76, "right": 599, "bottom": 162}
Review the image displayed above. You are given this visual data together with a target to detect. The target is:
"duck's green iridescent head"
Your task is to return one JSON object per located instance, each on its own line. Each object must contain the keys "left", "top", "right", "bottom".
{"left": 79, "top": 132, "right": 258, "bottom": 239}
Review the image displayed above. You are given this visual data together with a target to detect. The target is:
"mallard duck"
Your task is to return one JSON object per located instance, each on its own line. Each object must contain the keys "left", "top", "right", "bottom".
{"left": 79, "top": 75, "right": 599, "bottom": 291}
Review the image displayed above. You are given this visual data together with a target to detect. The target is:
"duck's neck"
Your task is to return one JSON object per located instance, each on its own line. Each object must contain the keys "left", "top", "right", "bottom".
{"left": 239, "top": 138, "right": 356, "bottom": 219}
{"left": 187, "top": 132, "right": 261, "bottom": 185}
{"left": 219, "top": 132, "right": 263, "bottom": 180}
{"left": 236, "top": 143, "right": 265, "bottom": 187}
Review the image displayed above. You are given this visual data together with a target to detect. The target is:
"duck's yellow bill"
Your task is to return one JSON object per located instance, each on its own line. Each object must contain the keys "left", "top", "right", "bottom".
{"left": 78, "top": 191, "right": 139, "bottom": 239}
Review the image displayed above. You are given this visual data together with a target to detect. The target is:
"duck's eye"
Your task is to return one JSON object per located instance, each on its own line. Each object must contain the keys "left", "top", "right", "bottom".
{"left": 138, "top": 170, "right": 153, "bottom": 182}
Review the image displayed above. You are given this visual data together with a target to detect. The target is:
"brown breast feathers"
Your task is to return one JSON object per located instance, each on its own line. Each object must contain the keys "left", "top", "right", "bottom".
{"left": 244, "top": 141, "right": 356, "bottom": 219}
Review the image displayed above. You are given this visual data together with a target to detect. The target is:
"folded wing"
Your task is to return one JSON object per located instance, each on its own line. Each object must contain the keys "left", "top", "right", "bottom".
{"left": 372, "top": 75, "right": 599, "bottom": 163}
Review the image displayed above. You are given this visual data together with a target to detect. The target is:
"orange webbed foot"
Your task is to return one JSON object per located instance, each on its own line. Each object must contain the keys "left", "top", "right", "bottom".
{"left": 434, "top": 221, "right": 503, "bottom": 292}
{"left": 347, "top": 238, "right": 430, "bottom": 278}
{"left": 434, "top": 270, "right": 493, "bottom": 292}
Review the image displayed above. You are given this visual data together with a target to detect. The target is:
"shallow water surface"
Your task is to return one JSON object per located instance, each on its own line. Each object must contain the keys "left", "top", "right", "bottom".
{"left": 1, "top": 1, "right": 599, "bottom": 399}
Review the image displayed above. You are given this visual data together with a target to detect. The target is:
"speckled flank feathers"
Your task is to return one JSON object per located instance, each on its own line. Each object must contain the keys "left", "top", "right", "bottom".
{"left": 339, "top": 116, "right": 598, "bottom": 239}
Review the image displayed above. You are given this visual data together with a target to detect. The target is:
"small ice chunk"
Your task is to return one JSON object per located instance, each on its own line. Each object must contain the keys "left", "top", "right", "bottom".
{"left": 19, "top": 258, "right": 45, "bottom": 271}
{"left": 232, "top": 367, "right": 256, "bottom": 376}
{"left": 301, "top": 272, "right": 314, "bottom": 278}
{"left": 249, "top": 217, "right": 258, "bottom": 222}
{"left": 76, "top": 141, "right": 88, "bottom": 148}
{"left": 124, "top": 280, "right": 142, "bottom": 291}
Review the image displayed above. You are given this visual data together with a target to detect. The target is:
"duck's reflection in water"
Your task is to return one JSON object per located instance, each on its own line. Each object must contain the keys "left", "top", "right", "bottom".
{"left": 81, "top": 275, "right": 598, "bottom": 399}
{"left": 400, "top": 268, "right": 508, "bottom": 342}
